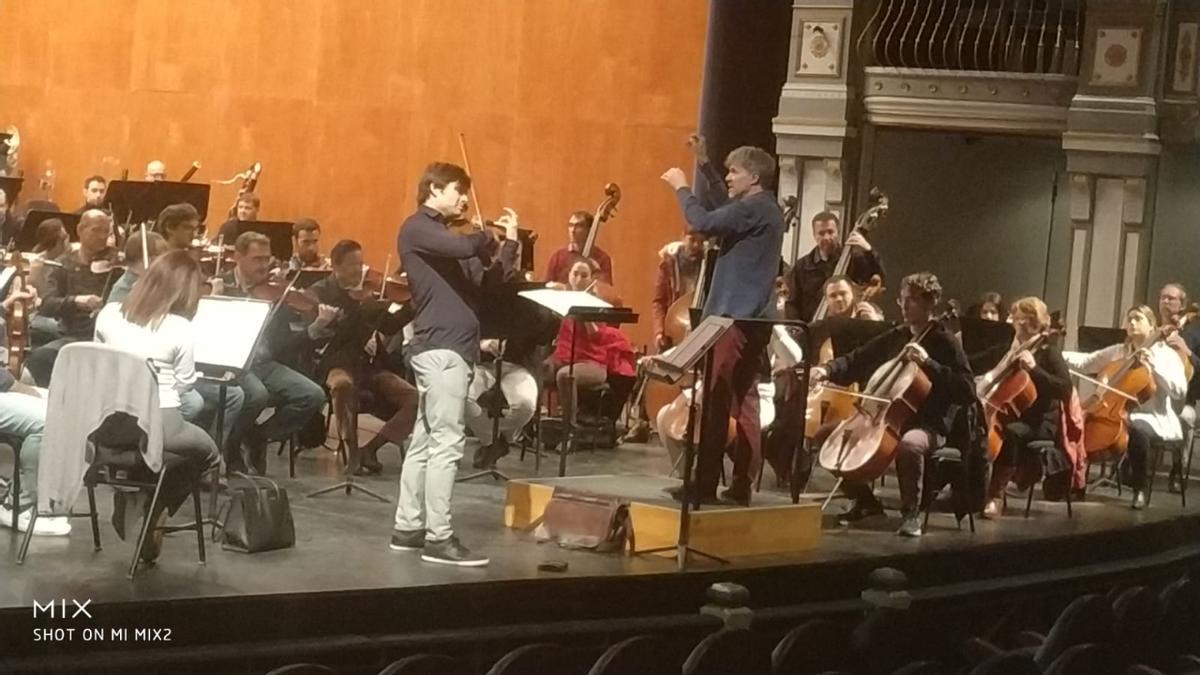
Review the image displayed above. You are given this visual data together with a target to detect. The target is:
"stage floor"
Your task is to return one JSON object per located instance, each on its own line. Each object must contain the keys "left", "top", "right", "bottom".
{"left": 3, "top": 429, "right": 1200, "bottom": 665}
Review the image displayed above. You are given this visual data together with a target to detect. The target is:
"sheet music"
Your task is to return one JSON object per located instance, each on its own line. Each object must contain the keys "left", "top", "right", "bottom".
{"left": 0, "top": 266, "right": 16, "bottom": 294}
{"left": 517, "top": 289, "right": 611, "bottom": 317}
{"left": 192, "top": 296, "right": 272, "bottom": 370}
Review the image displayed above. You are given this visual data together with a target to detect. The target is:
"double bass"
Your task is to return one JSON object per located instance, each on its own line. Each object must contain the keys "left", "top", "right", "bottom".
{"left": 818, "top": 309, "right": 956, "bottom": 484}
{"left": 806, "top": 189, "right": 890, "bottom": 438}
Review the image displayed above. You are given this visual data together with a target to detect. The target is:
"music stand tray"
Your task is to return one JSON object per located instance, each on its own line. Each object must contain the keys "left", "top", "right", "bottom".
{"left": 16, "top": 210, "right": 82, "bottom": 251}
{"left": 236, "top": 221, "right": 295, "bottom": 261}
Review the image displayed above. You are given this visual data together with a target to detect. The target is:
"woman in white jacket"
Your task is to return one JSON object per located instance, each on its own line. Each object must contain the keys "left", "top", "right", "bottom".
{"left": 1064, "top": 304, "right": 1188, "bottom": 508}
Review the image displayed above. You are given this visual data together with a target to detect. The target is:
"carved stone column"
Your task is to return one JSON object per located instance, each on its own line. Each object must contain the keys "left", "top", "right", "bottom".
{"left": 773, "top": 0, "right": 858, "bottom": 266}
{"left": 1060, "top": 0, "right": 1166, "bottom": 341}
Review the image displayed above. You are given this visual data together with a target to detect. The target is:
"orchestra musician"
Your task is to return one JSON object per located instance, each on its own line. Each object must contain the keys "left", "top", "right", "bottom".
{"left": 979, "top": 297, "right": 1072, "bottom": 518}
{"left": 0, "top": 188, "right": 13, "bottom": 245}
{"left": 391, "top": 161, "right": 517, "bottom": 567}
{"left": 107, "top": 231, "right": 169, "bottom": 305}
{"left": 543, "top": 211, "right": 614, "bottom": 285}
{"left": 785, "top": 210, "right": 884, "bottom": 322}
{"left": 1064, "top": 305, "right": 1188, "bottom": 509}
{"left": 547, "top": 259, "right": 637, "bottom": 434}
{"left": 156, "top": 203, "right": 202, "bottom": 252}
{"left": 145, "top": 160, "right": 167, "bottom": 182}
{"left": 74, "top": 175, "right": 107, "bottom": 215}
{"left": 27, "top": 218, "right": 70, "bottom": 296}
{"left": 660, "top": 141, "right": 784, "bottom": 506}
{"left": 969, "top": 291, "right": 1006, "bottom": 323}
{"left": 25, "top": 209, "right": 119, "bottom": 386}
{"left": 1157, "top": 282, "right": 1200, "bottom": 493}
{"left": 94, "top": 250, "right": 220, "bottom": 562}
{"left": 286, "top": 218, "right": 330, "bottom": 272}
{"left": 811, "top": 272, "right": 975, "bottom": 537}
{"left": 0, "top": 372, "right": 71, "bottom": 537}
{"left": 216, "top": 231, "right": 326, "bottom": 474}
{"left": 651, "top": 231, "right": 706, "bottom": 353}
{"left": 306, "top": 239, "right": 418, "bottom": 476}
{"left": 216, "top": 191, "right": 262, "bottom": 243}
{"left": 467, "top": 338, "right": 538, "bottom": 469}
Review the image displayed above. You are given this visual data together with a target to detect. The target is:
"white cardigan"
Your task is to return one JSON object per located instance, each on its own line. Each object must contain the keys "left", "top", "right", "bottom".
{"left": 1064, "top": 342, "right": 1188, "bottom": 441}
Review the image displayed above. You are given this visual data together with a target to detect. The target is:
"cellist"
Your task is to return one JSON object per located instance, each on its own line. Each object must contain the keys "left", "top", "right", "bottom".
{"left": 811, "top": 272, "right": 974, "bottom": 537}
{"left": 1156, "top": 283, "right": 1200, "bottom": 493}
{"left": 979, "top": 297, "right": 1072, "bottom": 518}
{"left": 1064, "top": 305, "right": 1187, "bottom": 509}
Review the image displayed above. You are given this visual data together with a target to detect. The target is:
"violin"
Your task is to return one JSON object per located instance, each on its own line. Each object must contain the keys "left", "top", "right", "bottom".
{"left": 5, "top": 248, "right": 32, "bottom": 378}
{"left": 250, "top": 275, "right": 320, "bottom": 319}
{"left": 347, "top": 257, "right": 411, "bottom": 305}
{"left": 818, "top": 309, "right": 957, "bottom": 484}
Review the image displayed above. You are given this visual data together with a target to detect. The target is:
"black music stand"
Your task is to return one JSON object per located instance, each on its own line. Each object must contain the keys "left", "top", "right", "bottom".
{"left": 0, "top": 176, "right": 22, "bottom": 206}
{"left": 457, "top": 340, "right": 514, "bottom": 484}
{"left": 638, "top": 315, "right": 737, "bottom": 569}
{"left": 15, "top": 210, "right": 81, "bottom": 251}
{"left": 961, "top": 317, "right": 1015, "bottom": 374}
{"left": 105, "top": 179, "right": 212, "bottom": 227}
{"left": 236, "top": 221, "right": 294, "bottom": 260}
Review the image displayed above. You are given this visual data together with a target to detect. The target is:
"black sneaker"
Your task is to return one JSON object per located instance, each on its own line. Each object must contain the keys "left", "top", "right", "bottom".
{"left": 389, "top": 529, "right": 426, "bottom": 551}
{"left": 472, "top": 439, "right": 510, "bottom": 469}
{"left": 421, "top": 536, "right": 489, "bottom": 567}
{"left": 665, "top": 484, "right": 721, "bottom": 505}
{"left": 839, "top": 498, "right": 885, "bottom": 524}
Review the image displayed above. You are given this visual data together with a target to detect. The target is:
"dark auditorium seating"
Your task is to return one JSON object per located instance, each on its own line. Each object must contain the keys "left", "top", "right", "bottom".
{"left": 682, "top": 629, "right": 770, "bottom": 675}
{"left": 586, "top": 635, "right": 677, "bottom": 675}
{"left": 377, "top": 653, "right": 469, "bottom": 675}
{"left": 1042, "top": 643, "right": 1119, "bottom": 675}
{"left": 771, "top": 619, "right": 851, "bottom": 675}
{"left": 486, "top": 643, "right": 579, "bottom": 675}
{"left": 263, "top": 665, "right": 338, "bottom": 675}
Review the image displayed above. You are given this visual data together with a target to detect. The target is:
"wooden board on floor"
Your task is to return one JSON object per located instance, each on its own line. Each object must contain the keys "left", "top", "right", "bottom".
{"left": 504, "top": 474, "right": 823, "bottom": 558}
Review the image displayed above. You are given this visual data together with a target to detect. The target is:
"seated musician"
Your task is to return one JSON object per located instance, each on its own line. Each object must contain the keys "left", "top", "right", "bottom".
{"left": 217, "top": 231, "right": 326, "bottom": 474}
{"left": 107, "top": 231, "right": 169, "bottom": 305}
{"left": 811, "top": 272, "right": 975, "bottom": 537}
{"left": 543, "top": 211, "right": 614, "bottom": 285}
{"left": 979, "top": 297, "right": 1072, "bottom": 517}
{"left": 468, "top": 338, "right": 539, "bottom": 469}
{"left": 156, "top": 202, "right": 202, "bottom": 251}
{"left": 286, "top": 218, "right": 329, "bottom": 272}
{"left": 784, "top": 210, "right": 884, "bottom": 322}
{"left": 93, "top": 250, "right": 220, "bottom": 561}
{"left": 216, "top": 191, "right": 261, "bottom": 243}
{"left": 306, "top": 239, "right": 417, "bottom": 475}
{"left": 73, "top": 175, "right": 107, "bottom": 215}
{"left": 25, "top": 209, "right": 120, "bottom": 386}
{"left": 651, "top": 231, "right": 707, "bottom": 353}
{"left": 145, "top": 160, "right": 167, "bottom": 182}
{"left": 0, "top": 373, "right": 71, "bottom": 537}
{"left": 968, "top": 291, "right": 1005, "bottom": 322}
{"left": 1064, "top": 304, "right": 1188, "bottom": 509}
{"left": 1157, "top": 282, "right": 1200, "bottom": 493}
{"left": 548, "top": 259, "right": 637, "bottom": 430}
{"left": 25, "top": 218, "right": 69, "bottom": 295}
{"left": 0, "top": 187, "right": 13, "bottom": 245}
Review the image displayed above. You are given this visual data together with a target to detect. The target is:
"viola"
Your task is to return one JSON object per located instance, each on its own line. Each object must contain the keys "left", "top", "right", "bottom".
{"left": 818, "top": 309, "right": 956, "bottom": 484}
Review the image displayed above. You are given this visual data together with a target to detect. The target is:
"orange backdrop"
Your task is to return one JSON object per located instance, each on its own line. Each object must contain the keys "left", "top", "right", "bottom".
{"left": 0, "top": 0, "right": 709, "bottom": 345}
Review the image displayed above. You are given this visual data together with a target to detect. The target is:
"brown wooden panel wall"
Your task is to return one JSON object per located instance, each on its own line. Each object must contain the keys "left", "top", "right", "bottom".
{"left": 0, "top": 0, "right": 709, "bottom": 344}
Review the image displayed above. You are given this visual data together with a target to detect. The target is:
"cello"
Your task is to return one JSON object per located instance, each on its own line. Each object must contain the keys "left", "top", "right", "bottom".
{"left": 1076, "top": 332, "right": 1167, "bottom": 457}
{"left": 977, "top": 326, "right": 1060, "bottom": 461}
{"left": 817, "top": 309, "right": 957, "bottom": 485}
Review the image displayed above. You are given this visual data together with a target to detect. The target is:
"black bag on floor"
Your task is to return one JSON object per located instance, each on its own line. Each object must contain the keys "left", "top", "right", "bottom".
{"left": 216, "top": 473, "right": 295, "bottom": 553}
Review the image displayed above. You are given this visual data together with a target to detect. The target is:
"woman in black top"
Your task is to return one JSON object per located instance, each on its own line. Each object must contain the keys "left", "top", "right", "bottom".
{"left": 979, "top": 297, "right": 1072, "bottom": 517}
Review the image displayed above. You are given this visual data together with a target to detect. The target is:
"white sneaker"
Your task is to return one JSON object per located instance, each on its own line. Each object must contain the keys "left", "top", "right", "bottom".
{"left": 0, "top": 505, "right": 72, "bottom": 536}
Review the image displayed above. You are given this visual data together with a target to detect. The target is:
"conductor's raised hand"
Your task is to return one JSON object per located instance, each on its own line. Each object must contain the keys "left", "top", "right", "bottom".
{"left": 687, "top": 133, "right": 709, "bottom": 164}
{"left": 661, "top": 167, "right": 689, "bottom": 191}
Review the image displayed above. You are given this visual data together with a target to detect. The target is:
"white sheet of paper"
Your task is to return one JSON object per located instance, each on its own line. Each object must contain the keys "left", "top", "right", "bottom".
{"left": 517, "top": 289, "right": 611, "bottom": 317}
{"left": 0, "top": 266, "right": 16, "bottom": 293}
{"left": 192, "top": 296, "right": 273, "bottom": 370}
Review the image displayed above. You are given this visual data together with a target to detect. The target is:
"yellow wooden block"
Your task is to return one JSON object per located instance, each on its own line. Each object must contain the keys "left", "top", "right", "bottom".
{"left": 503, "top": 480, "right": 556, "bottom": 529}
{"left": 629, "top": 501, "right": 822, "bottom": 558}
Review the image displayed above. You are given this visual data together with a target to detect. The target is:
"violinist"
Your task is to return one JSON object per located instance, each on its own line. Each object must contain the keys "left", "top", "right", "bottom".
{"left": 216, "top": 191, "right": 262, "bottom": 243}
{"left": 811, "top": 273, "right": 974, "bottom": 537}
{"left": 157, "top": 203, "right": 202, "bottom": 251}
{"left": 785, "top": 211, "right": 884, "bottom": 322}
{"left": 543, "top": 211, "right": 614, "bottom": 285}
{"left": 979, "top": 297, "right": 1072, "bottom": 518}
{"left": 286, "top": 218, "right": 330, "bottom": 272}
{"left": 1064, "top": 305, "right": 1188, "bottom": 508}
{"left": 27, "top": 218, "right": 70, "bottom": 296}
{"left": 73, "top": 175, "right": 107, "bottom": 215}
{"left": 306, "top": 239, "right": 417, "bottom": 476}
{"left": 216, "top": 231, "right": 326, "bottom": 474}
{"left": 660, "top": 142, "right": 784, "bottom": 506}
{"left": 651, "top": 231, "right": 706, "bottom": 353}
{"left": 1157, "top": 283, "right": 1200, "bottom": 493}
{"left": 107, "top": 231, "right": 168, "bottom": 305}
{"left": 391, "top": 161, "right": 517, "bottom": 567}
{"left": 145, "top": 160, "right": 167, "bottom": 182}
{"left": 25, "top": 209, "right": 119, "bottom": 386}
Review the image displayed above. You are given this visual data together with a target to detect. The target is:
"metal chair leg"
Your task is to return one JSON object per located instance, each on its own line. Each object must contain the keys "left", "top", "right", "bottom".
{"left": 1024, "top": 484, "right": 1035, "bottom": 519}
{"left": 10, "top": 443, "right": 20, "bottom": 532}
{"left": 87, "top": 487, "right": 101, "bottom": 551}
{"left": 17, "top": 507, "right": 35, "bottom": 564}
{"left": 191, "top": 487, "right": 206, "bottom": 565}
{"left": 129, "top": 471, "right": 167, "bottom": 579}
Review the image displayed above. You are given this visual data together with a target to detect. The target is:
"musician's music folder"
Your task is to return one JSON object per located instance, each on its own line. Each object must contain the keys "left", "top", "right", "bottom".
{"left": 517, "top": 288, "right": 611, "bottom": 317}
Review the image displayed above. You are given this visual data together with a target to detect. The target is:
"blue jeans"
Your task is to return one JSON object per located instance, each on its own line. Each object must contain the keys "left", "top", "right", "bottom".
{"left": 236, "top": 360, "right": 325, "bottom": 445}
{"left": 0, "top": 392, "right": 48, "bottom": 512}
{"left": 179, "top": 382, "right": 244, "bottom": 450}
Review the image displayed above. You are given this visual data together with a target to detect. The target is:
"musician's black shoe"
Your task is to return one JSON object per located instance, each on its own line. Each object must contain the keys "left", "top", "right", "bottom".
{"left": 1168, "top": 468, "right": 1182, "bottom": 494}
{"left": 473, "top": 439, "right": 510, "bottom": 469}
{"left": 665, "top": 484, "right": 722, "bottom": 505}
{"left": 353, "top": 460, "right": 383, "bottom": 477}
{"left": 620, "top": 421, "right": 650, "bottom": 444}
{"left": 719, "top": 486, "right": 751, "bottom": 507}
{"left": 389, "top": 529, "right": 426, "bottom": 551}
{"left": 839, "top": 497, "right": 885, "bottom": 524}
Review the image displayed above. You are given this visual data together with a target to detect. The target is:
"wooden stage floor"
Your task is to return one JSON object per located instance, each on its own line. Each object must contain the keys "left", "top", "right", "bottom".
{"left": 3, "top": 433, "right": 1200, "bottom": 668}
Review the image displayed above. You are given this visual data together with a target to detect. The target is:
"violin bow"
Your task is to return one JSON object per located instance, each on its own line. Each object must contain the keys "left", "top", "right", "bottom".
{"left": 457, "top": 133, "right": 486, "bottom": 228}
